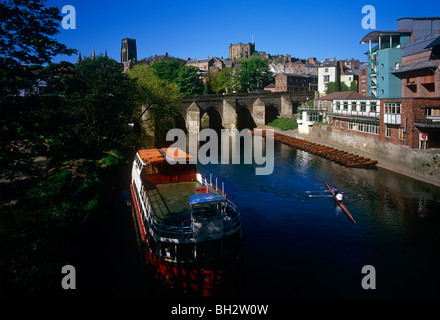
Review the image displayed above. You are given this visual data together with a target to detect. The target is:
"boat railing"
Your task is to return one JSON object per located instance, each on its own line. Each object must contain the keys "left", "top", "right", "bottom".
{"left": 134, "top": 172, "right": 241, "bottom": 242}
{"left": 198, "top": 173, "right": 241, "bottom": 233}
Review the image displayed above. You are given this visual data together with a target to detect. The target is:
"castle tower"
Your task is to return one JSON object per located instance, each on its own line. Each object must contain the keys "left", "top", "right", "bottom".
{"left": 121, "top": 38, "right": 137, "bottom": 63}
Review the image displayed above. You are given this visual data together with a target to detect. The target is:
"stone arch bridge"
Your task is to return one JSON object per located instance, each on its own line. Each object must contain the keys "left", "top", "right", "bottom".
{"left": 177, "top": 91, "right": 312, "bottom": 133}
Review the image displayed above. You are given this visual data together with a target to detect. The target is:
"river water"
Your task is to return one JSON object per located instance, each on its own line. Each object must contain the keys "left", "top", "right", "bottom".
{"left": 197, "top": 141, "right": 440, "bottom": 300}
{"left": 75, "top": 135, "right": 440, "bottom": 300}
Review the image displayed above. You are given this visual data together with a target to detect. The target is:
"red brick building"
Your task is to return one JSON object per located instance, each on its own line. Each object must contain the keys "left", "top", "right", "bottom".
{"left": 331, "top": 96, "right": 440, "bottom": 148}
{"left": 275, "top": 73, "right": 317, "bottom": 92}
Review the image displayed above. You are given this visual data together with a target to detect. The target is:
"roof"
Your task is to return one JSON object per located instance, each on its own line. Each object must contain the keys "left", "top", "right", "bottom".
{"left": 161, "top": 148, "right": 193, "bottom": 160}
{"left": 391, "top": 60, "right": 438, "bottom": 75}
{"left": 317, "top": 91, "right": 374, "bottom": 100}
{"left": 138, "top": 149, "right": 164, "bottom": 163}
{"left": 189, "top": 193, "right": 226, "bottom": 206}
{"left": 138, "top": 148, "right": 192, "bottom": 164}
{"left": 276, "top": 73, "right": 317, "bottom": 78}
{"left": 397, "top": 17, "right": 440, "bottom": 21}
{"left": 360, "top": 31, "right": 411, "bottom": 44}
{"left": 425, "top": 36, "right": 440, "bottom": 48}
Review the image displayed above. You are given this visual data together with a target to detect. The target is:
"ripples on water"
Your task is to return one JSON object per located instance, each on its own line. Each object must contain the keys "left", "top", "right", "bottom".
{"left": 198, "top": 140, "right": 440, "bottom": 299}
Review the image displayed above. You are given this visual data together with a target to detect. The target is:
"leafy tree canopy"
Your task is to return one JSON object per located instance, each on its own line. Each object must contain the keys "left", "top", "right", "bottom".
{"left": 128, "top": 64, "right": 182, "bottom": 137}
{"left": 237, "top": 57, "right": 273, "bottom": 93}
{"left": 62, "top": 56, "right": 137, "bottom": 152}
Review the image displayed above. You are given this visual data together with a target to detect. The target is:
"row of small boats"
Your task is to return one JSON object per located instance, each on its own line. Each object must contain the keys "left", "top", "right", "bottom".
{"left": 252, "top": 130, "right": 378, "bottom": 169}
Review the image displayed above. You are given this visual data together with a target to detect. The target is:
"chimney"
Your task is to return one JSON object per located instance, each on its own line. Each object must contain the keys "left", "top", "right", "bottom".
{"left": 334, "top": 57, "right": 336, "bottom": 61}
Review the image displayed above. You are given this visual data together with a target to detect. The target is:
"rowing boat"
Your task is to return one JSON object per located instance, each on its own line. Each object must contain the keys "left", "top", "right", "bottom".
{"left": 325, "top": 182, "right": 356, "bottom": 224}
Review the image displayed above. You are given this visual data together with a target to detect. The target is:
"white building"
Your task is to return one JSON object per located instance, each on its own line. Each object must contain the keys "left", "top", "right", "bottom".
{"left": 317, "top": 59, "right": 340, "bottom": 94}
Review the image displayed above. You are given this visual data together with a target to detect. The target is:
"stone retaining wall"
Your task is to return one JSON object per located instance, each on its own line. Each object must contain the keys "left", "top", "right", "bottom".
{"left": 294, "top": 125, "right": 440, "bottom": 187}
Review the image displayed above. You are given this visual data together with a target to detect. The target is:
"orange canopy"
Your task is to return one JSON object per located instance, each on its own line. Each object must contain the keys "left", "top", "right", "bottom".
{"left": 161, "top": 148, "right": 193, "bottom": 160}
{"left": 138, "top": 149, "right": 164, "bottom": 164}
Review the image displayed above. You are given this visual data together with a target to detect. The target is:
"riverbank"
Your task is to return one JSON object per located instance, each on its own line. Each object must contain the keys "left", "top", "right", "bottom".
{"left": 262, "top": 125, "right": 440, "bottom": 189}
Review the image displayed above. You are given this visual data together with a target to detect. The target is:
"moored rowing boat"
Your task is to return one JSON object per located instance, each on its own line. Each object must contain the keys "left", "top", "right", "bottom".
{"left": 325, "top": 182, "right": 356, "bottom": 224}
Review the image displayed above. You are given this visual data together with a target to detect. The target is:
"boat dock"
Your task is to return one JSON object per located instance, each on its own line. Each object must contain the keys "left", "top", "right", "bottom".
{"left": 252, "top": 130, "right": 378, "bottom": 169}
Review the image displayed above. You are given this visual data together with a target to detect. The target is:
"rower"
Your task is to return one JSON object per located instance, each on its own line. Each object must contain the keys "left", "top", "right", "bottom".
{"left": 331, "top": 186, "right": 338, "bottom": 194}
{"left": 336, "top": 192, "right": 343, "bottom": 203}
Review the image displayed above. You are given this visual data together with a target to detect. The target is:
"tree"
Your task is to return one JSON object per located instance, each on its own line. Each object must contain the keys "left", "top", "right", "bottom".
{"left": 0, "top": 0, "right": 77, "bottom": 177}
{"left": 175, "top": 65, "right": 204, "bottom": 95}
{"left": 128, "top": 64, "right": 182, "bottom": 137}
{"left": 150, "top": 60, "right": 184, "bottom": 83}
{"left": 350, "top": 80, "right": 358, "bottom": 92}
{"left": 210, "top": 67, "right": 238, "bottom": 94}
{"left": 325, "top": 81, "right": 350, "bottom": 94}
{"left": 237, "top": 57, "right": 273, "bottom": 93}
{"left": 63, "top": 56, "right": 137, "bottom": 152}
{"left": 0, "top": 0, "right": 77, "bottom": 97}
{"left": 149, "top": 60, "right": 203, "bottom": 96}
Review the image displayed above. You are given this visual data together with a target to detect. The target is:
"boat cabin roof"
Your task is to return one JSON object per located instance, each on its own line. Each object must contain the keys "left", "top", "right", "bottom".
{"left": 189, "top": 193, "right": 226, "bottom": 206}
{"left": 138, "top": 148, "right": 192, "bottom": 164}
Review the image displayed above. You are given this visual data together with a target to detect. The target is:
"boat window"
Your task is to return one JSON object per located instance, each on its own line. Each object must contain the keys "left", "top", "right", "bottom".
{"left": 161, "top": 244, "right": 175, "bottom": 260}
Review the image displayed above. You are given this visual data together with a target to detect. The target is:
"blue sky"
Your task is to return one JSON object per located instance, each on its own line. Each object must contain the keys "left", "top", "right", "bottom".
{"left": 49, "top": 0, "right": 440, "bottom": 64}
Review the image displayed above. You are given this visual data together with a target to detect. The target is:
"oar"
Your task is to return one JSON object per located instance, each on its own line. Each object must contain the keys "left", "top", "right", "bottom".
{"left": 306, "top": 190, "right": 331, "bottom": 193}
{"left": 308, "top": 195, "right": 334, "bottom": 198}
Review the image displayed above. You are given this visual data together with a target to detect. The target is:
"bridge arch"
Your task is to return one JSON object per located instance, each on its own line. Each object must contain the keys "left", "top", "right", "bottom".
{"left": 200, "top": 106, "right": 224, "bottom": 132}
{"left": 265, "top": 104, "right": 280, "bottom": 125}
{"left": 236, "top": 105, "right": 257, "bottom": 131}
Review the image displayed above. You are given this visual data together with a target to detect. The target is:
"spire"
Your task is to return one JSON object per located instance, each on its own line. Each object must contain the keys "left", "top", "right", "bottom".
{"left": 78, "top": 52, "right": 82, "bottom": 62}
{"left": 105, "top": 49, "right": 108, "bottom": 58}
{"left": 91, "top": 48, "right": 95, "bottom": 59}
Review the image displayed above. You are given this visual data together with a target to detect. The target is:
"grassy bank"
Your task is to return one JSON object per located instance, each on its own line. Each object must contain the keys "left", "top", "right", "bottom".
{"left": 267, "top": 117, "right": 298, "bottom": 131}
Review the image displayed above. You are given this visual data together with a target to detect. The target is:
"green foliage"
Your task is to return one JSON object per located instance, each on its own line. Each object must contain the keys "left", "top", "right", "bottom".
{"left": 349, "top": 80, "right": 358, "bottom": 92}
{"left": 62, "top": 56, "right": 137, "bottom": 152}
{"left": 209, "top": 68, "right": 238, "bottom": 94}
{"left": 267, "top": 117, "right": 298, "bottom": 131}
{"left": 151, "top": 60, "right": 203, "bottom": 96}
{"left": 0, "top": 0, "right": 76, "bottom": 97}
{"left": 237, "top": 57, "right": 273, "bottom": 93}
{"left": 150, "top": 60, "right": 184, "bottom": 83}
{"left": 325, "top": 81, "right": 350, "bottom": 94}
{"left": 0, "top": 156, "right": 121, "bottom": 294}
{"left": 129, "top": 64, "right": 182, "bottom": 137}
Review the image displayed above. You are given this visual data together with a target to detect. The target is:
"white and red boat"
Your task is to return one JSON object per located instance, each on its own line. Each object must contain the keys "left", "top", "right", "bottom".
{"left": 130, "top": 147, "right": 242, "bottom": 296}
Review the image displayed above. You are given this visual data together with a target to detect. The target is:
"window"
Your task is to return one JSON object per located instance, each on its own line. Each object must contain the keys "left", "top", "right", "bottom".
{"left": 343, "top": 101, "right": 348, "bottom": 110}
{"left": 340, "top": 121, "right": 344, "bottom": 129}
{"left": 347, "top": 121, "right": 379, "bottom": 135}
{"left": 426, "top": 108, "right": 440, "bottom": 116}
{"left": 398, "top": 128, "right": 405, "bottom": 140}
{"left": 370, "top": 101, "right": 377, "bottom": 112}
{"left": 335, "top": 101, "right": 340, "bottom": 110}
{"left": 381, "top": 89, "right": 384, "bottom": 94}
{"left": 385, "top": 126, "right": 391, "bottom": 137}
{"left": 381, "top": 64, "right": 384, "bottom": 69}
{"left": 360, "top": 102, "right": 366, "bottom": 112}
{"left": 325, "top": 68, "right": 329, "bottom": 72}
{"left": 351, "top": 101, "right": 357, "bottom": 111}
{"left": 385, "top": 103, "right": 401, "bottom": 114}
{"left": 335, "top": 120, "right": 339, "bottom": 127}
